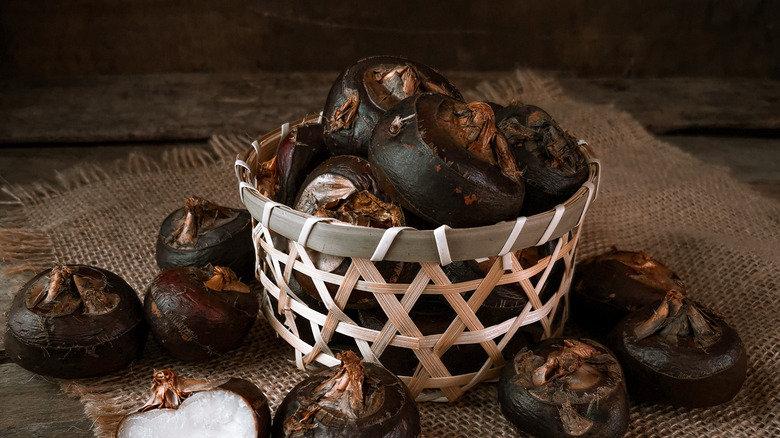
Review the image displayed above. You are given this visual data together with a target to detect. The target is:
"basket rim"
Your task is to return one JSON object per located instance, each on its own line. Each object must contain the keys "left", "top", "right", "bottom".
{"left": 236, "top": 115, "right": 600, "bottom": 263}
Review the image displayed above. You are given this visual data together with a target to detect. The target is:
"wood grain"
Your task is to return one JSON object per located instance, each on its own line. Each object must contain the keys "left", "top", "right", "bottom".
{"left": 0, "top": 364, "right": 95, "bottom": 437}
{"left": 2, "top": 73, "right": 779, "bottom": 145}
{"left": 1, "top": 1, "right": 777, "bottom": 78}
{"left": 558, "top": 77, "right": 780, "bottom": 134}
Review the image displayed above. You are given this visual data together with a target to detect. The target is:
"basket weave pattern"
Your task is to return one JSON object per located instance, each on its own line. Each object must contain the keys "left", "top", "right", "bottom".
{"left": 236, "top": 116, "right": 600, "bottom": 402}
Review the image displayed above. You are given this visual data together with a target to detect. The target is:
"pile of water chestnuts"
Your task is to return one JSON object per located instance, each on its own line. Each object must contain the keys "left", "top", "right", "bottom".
{"left": 495, "top": 248, "right": 746, "bottom": 437}
{"left": 570, "top": 248, "right": 747, "bottom": 409}
{"left": 4, "top": 197, "right": 263, "bottom": 377}
{"left": 250, "top": 56, "right": 586, "bottom": 376}
{"left": 258, "top": 55, "right": 589, "bottom": 230}
{"left": 3, "top": 57, "right": 747, "bottom": 438}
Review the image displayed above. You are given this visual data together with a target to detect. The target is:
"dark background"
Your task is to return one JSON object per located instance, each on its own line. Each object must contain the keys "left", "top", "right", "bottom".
{"left": 2, "top": 0, "right": 778, "bottom": 79}
{"left": 0, "top": 3, "right": 779, "bottom": 436}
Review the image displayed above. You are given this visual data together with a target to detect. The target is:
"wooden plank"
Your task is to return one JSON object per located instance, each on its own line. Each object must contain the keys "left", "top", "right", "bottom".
{"left": 1, "top": 1, "right": 778, "bottom": 78}
{"left": 661, "top": 135, "right": 780, "bottom": 202}
{"left": 0, "top": 72, "right": 500, "bottom": 145}
{"left": 661, "top": 135, "right": 780, "bottom": 182}
{"left": 3, "top": 73, "right": 780, "bottom": 145}
{"left": 558, "top": 77, "right": 780, "bottom": 134}
{"left": 0, "top": 270, "right": 34, "bottom": 362}
{"left": 0, "top": 364, "right": 94, "bottom": 437}
{"left": 0, "top": 73, "right": 337, "bottom": 144}
{"left": 747, "top": 180, "right": 780, "bottom": 202}
{"left": 0, "top": 141, "right": 209, "bottom": 189}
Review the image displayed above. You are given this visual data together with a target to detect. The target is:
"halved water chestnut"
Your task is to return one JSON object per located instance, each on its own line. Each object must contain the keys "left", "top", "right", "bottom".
{"left": 5, "top": 264, "right": 148, "bottom": 378}
{"left": 496, "top": 103, "right": 589, "bottom": 214}
{"left": 498, "top": 338, "right": 629, "bottom": 438}
{"left": 322, "top": 55, "right": 463, "bottom": 157}
{"left": 272, "top": 350, "right": 421, "bottom": 437}
{"left": 570, "top": 248, "right": 685, "bottom": 340}
{"left": 155, "top": 196, "right": 255, "bottom": 280}
{"left": 369, "top": 92, "right": 525, "bottom": 228}
{"left": 117, "top": 369, "right": 271, "bottom": 438}
{"left": 144, "top": 265, "right": 259, "bottom": 361}
{"left": 291, "top": 155, "right": 404, "bottom": 309}
{"left": 607, "top": 289, "right": 747, "bottom": 407}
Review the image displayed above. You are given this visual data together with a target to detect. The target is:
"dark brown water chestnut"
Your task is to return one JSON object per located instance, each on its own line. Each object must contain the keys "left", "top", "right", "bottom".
{"left": 571, "top": 248, "right": 685, "bottom": 340}
{"left": 498, "top": 338, "right": 629, "bottom": 438}
{"left": 155, "top": 196, "right": 255, "bottom": 280}
{"left": 293, "top": 155, "right": 390, "bottom": 215}
{"left": 607, "top": 289, "right": 747, "bottom": 407}
{"left": 496, "top": 103, "right": 589, "bottom": 214}
{"left": 117, "top": 369, "right": 271, "bottom": 438}
{"left": 485, "top": 101, "right": 505, "bottom": 114}
{"left": 144, "top": 265, "right": 259, "bottom": 361}
{"left": 439, "top": 259, "right": 542, "bottom": 360}
{"left": 357, "top": 298, "right": 487, "bottom": 376}
{"left": 5, "top": 265, "right": 148, "bottom": 378}
{"left": 254, "top": 123, "right": 331, "bottom": 254}
{"left": 369, "top": 92, "right": 525, "bottom": 228}
{"left": 474, "top": 244, "right": 566, "bottom": 356}
{"left": 274, "top": 122, "right": 331, "bottom": 207}
{"left": 266, "top": 271, "right": 359, "bottom": 349}
{"left": 272, "top": 351, "right": 421, "bottom": 438}
{"left": 291, "top": 155, "right": 405, "bottom": 309}
{"left": 475, "top": 242, "right": 562, "bottom": 321}
{"left": 322, "top": 56, "right": 462, "bottom": 157}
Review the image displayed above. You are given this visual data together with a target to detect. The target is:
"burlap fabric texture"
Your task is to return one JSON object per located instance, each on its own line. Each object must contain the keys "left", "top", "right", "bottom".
{"left": 1, "top": 71, "right": 778, "bottom": 437}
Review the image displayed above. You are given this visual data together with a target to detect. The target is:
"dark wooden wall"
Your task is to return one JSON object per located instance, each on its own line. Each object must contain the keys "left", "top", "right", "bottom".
{"left": 1, "top": 0, "right": 778, "bottom": 78}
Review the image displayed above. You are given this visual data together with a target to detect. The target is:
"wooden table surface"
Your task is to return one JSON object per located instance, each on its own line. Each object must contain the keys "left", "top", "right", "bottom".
{"left": 1, "top": 72, "right": 778, "bottom": 437}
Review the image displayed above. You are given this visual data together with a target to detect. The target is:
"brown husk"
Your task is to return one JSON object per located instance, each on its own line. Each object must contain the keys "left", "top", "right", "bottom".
{"left": 633, "top": 289, "right": 721, "bottom": 348}
{"left": 442, "top": 101, "right": 523, "bottom": 183}
{"left": 498, "top": 107, "right": 584, "bottom": 173}
{"left": 255, "top": 156, "right": 279, "bottom": 199}
{"left": 283, "top": 351, "right": 378, "bottom": 434}
{"left": 326, "top": 91, "right": 360, "bottom": 134}
{"left": 610, "top": 249, "right": 686, "bottom": 292}
{"left": 24, "top": 265, "right": 119, "bottom": 316}
{"left": 367, "top": 63, "right": 458, "bottom": 111}
{"left": 202, "top": 265, "right": 250, "bottom": 294}
{"left": 528, "top": 339, "right": 600, "bottom": 390}
{"left": 169, "top": 197, "right": 240, "bottom": 247}
{"left": 313, "top": 190, "right": 404, "bottom": 229}
{"left": 139, "top": 369, "right": 215, "bottom": 412}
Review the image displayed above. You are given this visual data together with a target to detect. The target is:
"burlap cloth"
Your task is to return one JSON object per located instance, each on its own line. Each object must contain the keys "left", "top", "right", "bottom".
{"left": 1, "top": 71, "right": 778, "bottom": 437}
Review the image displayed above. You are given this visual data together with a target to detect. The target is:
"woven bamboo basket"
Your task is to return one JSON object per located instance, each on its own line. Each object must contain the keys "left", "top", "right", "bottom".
{"left": 235, "top": 114, "right": 601, "bottom": 402}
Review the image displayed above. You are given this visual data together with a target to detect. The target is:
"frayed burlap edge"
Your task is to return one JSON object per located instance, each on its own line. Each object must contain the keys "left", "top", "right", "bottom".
{"left": 0, "top": 134, "right": 248, "bottom": 275}
{"left": 0, "top": 228, "right": 56, "bottom": 275}
{"left": 463, "top": 69, "right": 565, "bottom": 105}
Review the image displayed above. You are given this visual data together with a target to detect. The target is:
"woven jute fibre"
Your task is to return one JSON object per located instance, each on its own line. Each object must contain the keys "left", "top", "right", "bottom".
{"left": 1, "top": 70, "right": 778, "bottom": 437}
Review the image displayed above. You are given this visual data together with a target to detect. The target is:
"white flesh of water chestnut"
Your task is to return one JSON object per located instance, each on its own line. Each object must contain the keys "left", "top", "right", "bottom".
{"left": 117, "top": 390, "right": 256, "bottom": 438}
